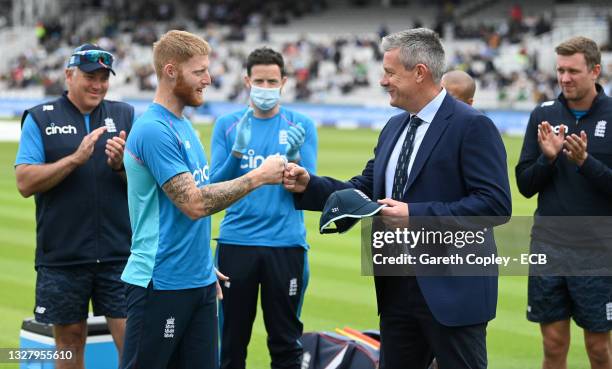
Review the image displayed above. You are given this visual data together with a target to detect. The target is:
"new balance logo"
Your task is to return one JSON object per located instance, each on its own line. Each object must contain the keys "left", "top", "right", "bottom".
{"left": 45, "top": 123, "right": 77, "bottom": 135}
{"left": 42, "top": 105, "right": 54, "bottom": 111}
{"left": 35, "top": 306, "right": 46, "bottom": 314}
{"left": 606, "top": 302, "right": 612, "bottom": 321}
{"left": 595, "top": 120, "right": 607, "bottom": 138}
{"left": 164, "top": 317, "right": 175, "bottom": 338}
{"left": 289, "top": 278, "right": 298, "bottom": 296}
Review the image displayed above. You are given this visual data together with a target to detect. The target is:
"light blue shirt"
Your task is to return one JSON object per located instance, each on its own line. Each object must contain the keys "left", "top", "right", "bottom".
{"left": 210, "top": 106, "right": 318, "bottom": 248}
{"left": 385, "top": 88, "right": 447, "bottom": 198}
{"left": 122, "top": 103, "right": 216, "bottom": 290}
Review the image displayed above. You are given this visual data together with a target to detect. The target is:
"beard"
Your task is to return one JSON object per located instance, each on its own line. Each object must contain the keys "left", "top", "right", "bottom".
{"left": 173, "top": 71, "right": 204, "bottom": 107}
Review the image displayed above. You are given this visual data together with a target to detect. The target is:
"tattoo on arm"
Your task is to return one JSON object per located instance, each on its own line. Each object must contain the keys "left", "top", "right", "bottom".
{"left": 162, "top": 172, "right": 195, "bottom": 207}
{"left": 162, "top": 172, "right": 254, "bottom": 218}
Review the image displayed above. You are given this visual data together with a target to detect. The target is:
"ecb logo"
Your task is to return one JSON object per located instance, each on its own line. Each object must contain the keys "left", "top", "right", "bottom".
{"left": 279, "top": 130, "right": 288, "bottom": 145}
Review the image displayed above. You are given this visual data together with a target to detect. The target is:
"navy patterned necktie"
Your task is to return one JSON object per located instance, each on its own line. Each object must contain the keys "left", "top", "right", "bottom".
{"left": 392, "top": 115, "right": 423, "bottom": 200}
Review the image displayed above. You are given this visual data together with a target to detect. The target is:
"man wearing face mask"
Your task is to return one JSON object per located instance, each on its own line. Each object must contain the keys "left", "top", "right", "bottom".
{"left": 210, "top": 47, "right": 318, "bottom": 369}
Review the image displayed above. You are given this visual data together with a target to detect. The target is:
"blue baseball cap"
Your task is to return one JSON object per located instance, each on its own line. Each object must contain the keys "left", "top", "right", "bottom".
{"left": 319, "top": 188, "right": 387, "bottom": 234}
{"left": 67, "top": 44, "right": 115, "bottom": 75}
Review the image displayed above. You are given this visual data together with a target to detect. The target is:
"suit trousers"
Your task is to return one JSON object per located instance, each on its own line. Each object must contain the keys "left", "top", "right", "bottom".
{"left": 378, "top": 276, "right": 487, "bottom": 369}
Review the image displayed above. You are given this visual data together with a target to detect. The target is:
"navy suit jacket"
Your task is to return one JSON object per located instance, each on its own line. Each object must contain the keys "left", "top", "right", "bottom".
{"left": 294, "top": 94, "right": 512, "bottom": 326}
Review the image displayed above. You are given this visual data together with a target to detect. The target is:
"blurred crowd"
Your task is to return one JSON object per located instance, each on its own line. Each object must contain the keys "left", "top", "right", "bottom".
{"left": 1, "top": 1, "right": 611, "bottom": 108}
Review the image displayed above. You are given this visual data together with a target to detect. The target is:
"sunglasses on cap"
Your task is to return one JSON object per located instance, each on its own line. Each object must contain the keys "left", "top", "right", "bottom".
{"left": 70, "top": 50, "right": 115, "bottom": 69}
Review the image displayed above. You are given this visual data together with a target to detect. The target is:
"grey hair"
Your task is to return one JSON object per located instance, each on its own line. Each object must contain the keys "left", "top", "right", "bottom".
{"left": 381, "top": 28, "right": 445, "bottom": 83}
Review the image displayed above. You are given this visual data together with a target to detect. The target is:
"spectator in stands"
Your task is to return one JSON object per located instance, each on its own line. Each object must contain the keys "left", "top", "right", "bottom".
{"left": 378, "top": 23, "right": 389, "bottom": 39}
{"left": 0, "top": 1, "right": 575, "bottom": 108}
{"left": 534, "top": 15, "right": 552, "bottom": 36}
{"left": 441, "top": 70, "right": 476, "bottom": 105}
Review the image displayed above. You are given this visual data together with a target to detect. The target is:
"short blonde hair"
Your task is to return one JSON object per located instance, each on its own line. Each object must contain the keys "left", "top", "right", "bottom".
{"left": 555, "top": 36, "right": 600, "bottom": 70}
{"left": 153, "top": 30, "right": 211, "bottom": 78}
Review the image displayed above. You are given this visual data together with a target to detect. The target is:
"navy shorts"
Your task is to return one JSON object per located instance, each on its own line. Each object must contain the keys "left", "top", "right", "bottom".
{"left": 120, "top": 282, "right": 218, "bottom": 369}
{"left": 34, "top": 262, "right": 127, "bottom": 325}
{"left": 528, "top": 275, "right": 612, "bottom": 332}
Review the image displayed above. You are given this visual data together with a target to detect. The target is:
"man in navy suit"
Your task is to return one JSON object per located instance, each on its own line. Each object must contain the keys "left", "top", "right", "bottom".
{"left": 283, "top": 28, "right": 511, "bottom": 369}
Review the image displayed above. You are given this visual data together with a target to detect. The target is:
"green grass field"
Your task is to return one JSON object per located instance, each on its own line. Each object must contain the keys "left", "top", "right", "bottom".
{"left": 0, "top": 125, "right": 592, "bottom": 368}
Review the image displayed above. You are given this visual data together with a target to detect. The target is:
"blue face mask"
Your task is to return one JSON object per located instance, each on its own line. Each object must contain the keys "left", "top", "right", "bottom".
{"left": 250, "top": 85, "right": 281, "bottom": 111}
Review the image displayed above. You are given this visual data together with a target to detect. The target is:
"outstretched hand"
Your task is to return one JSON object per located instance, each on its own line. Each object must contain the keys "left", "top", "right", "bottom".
{"left": 232, "top": 108, "right": 254, "bottom": 155}
{"left": 286, "top": 123, "right": 306, "bottom": 161}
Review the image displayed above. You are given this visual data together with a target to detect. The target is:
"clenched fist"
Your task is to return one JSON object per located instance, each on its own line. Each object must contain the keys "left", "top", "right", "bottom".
{"left": 254, "top": 155, "right": 286, "bottom": 185}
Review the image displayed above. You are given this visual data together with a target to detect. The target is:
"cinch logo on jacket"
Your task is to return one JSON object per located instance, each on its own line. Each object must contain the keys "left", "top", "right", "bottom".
{"left": 45, "top": 123, "right": 77, "bottom": 135}
{"left": 552, "top": 124, "right": 568, "bottom": 134}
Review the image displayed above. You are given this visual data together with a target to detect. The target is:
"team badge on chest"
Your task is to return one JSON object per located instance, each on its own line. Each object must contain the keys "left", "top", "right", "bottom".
{"left": 279, "top": 130, "right": 288, "bottom": 144}
{"left": 104, "top": 117, "right": 117, "bottom": 133}
{"left": 595, "top": 120, "right": 606, "bottom": 138}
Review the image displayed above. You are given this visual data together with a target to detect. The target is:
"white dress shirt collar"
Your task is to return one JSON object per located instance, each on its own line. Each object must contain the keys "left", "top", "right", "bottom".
{"left": 411, "top": 88, "right": 447, "bottom": 124}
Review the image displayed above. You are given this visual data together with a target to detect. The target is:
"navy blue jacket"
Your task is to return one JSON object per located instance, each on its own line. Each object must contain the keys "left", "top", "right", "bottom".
{"left": 516, "top": 84, "right": 612, "bottom": 216}
{"left": 516, "top": 85, "right": 612, "bottom": 246}
{"left": 22, "top": 93, "right": 133, "bottom": 267}
{"left": 295, "top": 94, "right": 512, "bottom": 326}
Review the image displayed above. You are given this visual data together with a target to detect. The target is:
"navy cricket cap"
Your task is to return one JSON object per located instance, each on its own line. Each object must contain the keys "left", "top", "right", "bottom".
{"left": 67, "top": 44, "right": 116, "bottom": 75}
{"left": 319, "top": 188, "right": 387, "bottom": 234}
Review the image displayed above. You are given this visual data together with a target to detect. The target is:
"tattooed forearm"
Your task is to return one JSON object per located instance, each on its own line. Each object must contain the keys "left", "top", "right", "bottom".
{"left": 162, "top": 173, "right": 195, "bottom": 206}
{"left": 162, "top": 172, "right": 255, "bottom": 219}
{"left": 199, "top": 175, "right": 253, "bottom": 215}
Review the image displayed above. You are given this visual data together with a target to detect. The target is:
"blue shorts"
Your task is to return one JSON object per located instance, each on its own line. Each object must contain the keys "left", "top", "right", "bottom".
{"left": 527, "top": 275, "right": 612, "bottom": 332}
{"left": 120, "top": 282, "right": 218, "bottom": 369}
{"left": 34, "top": 262, "right": 127, "bottom": 325}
